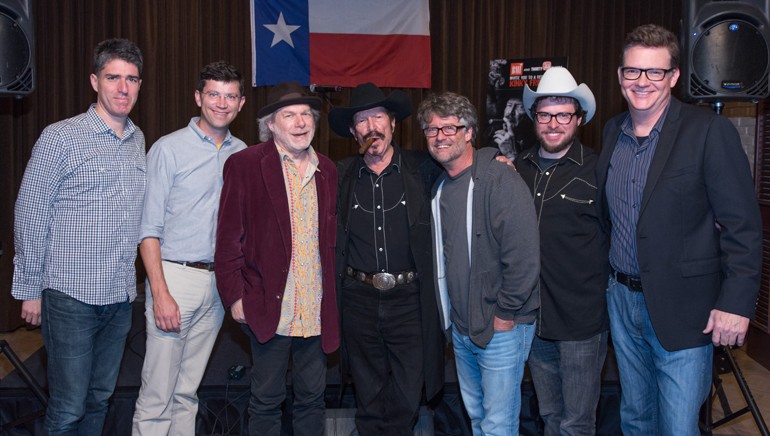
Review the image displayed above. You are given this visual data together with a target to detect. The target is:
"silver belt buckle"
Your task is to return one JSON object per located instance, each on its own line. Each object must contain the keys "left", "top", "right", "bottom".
{"left": 372, "top": 273, "right": 396, "bottom": 290}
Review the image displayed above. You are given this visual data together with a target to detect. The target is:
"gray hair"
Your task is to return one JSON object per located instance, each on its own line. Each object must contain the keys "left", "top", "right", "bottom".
{"left": 416, "top": 92, "right": 478, "bottom": 143}
{"left": 93, "top": 38, "right": 143, "bottom": 75}
{"left": 258, "top": 107, "right": 321, "bottom": 142}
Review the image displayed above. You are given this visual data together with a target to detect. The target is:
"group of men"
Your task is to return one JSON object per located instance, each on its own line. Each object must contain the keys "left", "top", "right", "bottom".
{"left": 11, "top": 22, "right": 761, "bottom": 436}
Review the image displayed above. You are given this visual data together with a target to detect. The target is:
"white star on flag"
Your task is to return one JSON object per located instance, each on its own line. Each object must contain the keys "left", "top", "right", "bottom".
{"left": 263, "top": 12, "right": 300, "bottom": 48}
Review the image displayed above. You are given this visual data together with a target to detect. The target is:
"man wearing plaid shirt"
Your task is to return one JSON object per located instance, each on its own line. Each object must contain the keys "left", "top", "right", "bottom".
{"left": 12, "top": 38, "right": 146, "bottom": 435}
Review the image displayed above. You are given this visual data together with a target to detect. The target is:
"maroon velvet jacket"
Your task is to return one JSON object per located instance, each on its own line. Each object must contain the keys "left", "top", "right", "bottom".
{"left": 215, "top": 139, "right": 339, "bottom": 353}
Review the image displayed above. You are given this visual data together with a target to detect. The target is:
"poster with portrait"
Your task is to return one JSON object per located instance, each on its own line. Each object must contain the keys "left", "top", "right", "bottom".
{"left": 485, "top": 57, "right": 568, "bottom": 160}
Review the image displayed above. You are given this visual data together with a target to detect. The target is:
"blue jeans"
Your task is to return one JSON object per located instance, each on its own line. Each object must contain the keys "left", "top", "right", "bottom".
{"left": 41, "top": 288, "right": 132, "bottom": 436}
{"left": 528, "top": 331, "right": 609, "bottom": 436}
{"left": 452, "top": 322, "right": 535, "bottom": 436}
{"left": 607, "top": 276, "right": 712, "bottom": 436}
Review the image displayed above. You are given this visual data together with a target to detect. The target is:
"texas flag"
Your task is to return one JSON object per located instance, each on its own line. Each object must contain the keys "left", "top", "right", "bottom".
{"left": 250, "top": 0, "right": 431, "bottom": 88}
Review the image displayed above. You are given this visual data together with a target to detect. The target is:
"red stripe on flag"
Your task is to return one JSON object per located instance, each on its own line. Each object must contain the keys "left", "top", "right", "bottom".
{"left": 310, "top": 33, "right": 431, "bottom": 88}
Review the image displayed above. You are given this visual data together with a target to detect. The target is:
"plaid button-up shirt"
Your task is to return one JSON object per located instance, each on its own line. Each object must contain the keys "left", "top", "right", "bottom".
{"left": 13, "top": 105, "right": 146, "bottom": 304}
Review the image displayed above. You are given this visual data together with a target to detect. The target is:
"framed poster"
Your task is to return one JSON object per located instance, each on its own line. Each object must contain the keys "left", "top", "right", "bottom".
{"left": 485, "top": 57, "right": 568, "bottom": 159}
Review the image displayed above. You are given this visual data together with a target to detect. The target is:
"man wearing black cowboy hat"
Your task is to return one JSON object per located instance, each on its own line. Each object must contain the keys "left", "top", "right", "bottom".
{"left": 215, "top": 81, "right": 339, "bottom": 436}
{"left": 329, "top": 82, "right": 444, "bottom": 435}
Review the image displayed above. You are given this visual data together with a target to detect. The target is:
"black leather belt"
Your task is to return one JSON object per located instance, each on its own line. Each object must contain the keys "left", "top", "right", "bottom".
{"left": 614, "top": 269, "right": 643, "bottom": 292}
{"left": 166, "top": 260, "right": 215, "bottom": 271}
{"left": 346, "top": 266, "right": 417, "bottom": 291}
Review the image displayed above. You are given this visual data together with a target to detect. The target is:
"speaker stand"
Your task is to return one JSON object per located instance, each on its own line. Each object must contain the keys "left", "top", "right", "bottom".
{"left": 0, "top": 339, "right": 47, "bottom": 431}
{"left": 701, "top": 345, "right": 769, "bottom": 436}
{"left": 710, "top": 101, "right": 724, "bottom": 115}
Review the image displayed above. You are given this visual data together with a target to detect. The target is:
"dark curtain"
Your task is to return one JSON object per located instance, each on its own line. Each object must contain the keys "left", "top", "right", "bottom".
{"left": 0, "top": 0, "right": 682, "bottom": 330}
{"left": 747, "top": 95, "right": 770, "bottom": 370}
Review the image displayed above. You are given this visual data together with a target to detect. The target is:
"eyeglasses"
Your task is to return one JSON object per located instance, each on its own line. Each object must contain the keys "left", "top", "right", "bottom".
{"left": 534, "top": 112, "right": 578, "bottom": 125}
{"left": 423, "top": 125, "right": 466, "bottom": 137}
{"left": 620, "top": 67, "right": 675, "bottom": 81}
{"left": 203, "top": 91, "right": 241, "bottom": 102}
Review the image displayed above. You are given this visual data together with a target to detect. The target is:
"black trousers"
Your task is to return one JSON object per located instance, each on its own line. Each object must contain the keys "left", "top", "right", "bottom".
{"left": 241, "top": 326, "right": 326, "bottom": 436}
{"left": 341, "top": 278, "right": 424, "bottom": 436}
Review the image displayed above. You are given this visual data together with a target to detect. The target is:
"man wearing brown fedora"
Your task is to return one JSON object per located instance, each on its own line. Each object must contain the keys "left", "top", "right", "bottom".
{"left": 329, "top": 82, "right": 444, "bottom": 435}
{"left": 215, "top": 81, "right": 339, "bottom": 436}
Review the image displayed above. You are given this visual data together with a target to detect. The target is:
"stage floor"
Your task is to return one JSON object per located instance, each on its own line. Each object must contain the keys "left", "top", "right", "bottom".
{"left": 1, "top": 300, "right": 768, "bottom": 435}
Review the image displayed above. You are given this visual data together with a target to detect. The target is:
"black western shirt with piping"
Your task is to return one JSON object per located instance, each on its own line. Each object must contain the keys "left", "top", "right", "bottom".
{"left": 515, "top": 141, "right": 609, "bottom": 340}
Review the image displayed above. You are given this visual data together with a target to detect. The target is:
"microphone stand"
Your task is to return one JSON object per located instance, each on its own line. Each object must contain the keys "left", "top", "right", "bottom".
{"left": 0, "top": 340, "right": 48, "bottom": 431}
{"left": 702, "top": 345, "right": 769, "bottom": 436}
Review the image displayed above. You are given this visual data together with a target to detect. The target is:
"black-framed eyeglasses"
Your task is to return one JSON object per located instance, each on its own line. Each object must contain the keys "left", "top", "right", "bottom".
{"left": 620, "top": 67, "right": 675, "bottom": 81}
{"left": 423, "top": 125, "right": 466, "bottom": 137}
{"left": 534, "top": 112, "right": 578, "bottom": 125}
{"left": 203, "top": 91, "right": 241, "bottom": 102}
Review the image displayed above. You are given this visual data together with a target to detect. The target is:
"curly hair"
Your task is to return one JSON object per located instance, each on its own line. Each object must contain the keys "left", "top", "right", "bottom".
{"left": 416, "top": 92, "right": 478, "bottom": 143}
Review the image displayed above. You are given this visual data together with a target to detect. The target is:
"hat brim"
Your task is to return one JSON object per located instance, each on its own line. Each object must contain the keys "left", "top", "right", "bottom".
{"left": 523, "top": 83, "right": 596, "bottom": 124}
{"left": 328, "top": 90, "right": 412, "bottom": 137}
{"left": 257, "top": 96, "right": 322, "bottom": 119}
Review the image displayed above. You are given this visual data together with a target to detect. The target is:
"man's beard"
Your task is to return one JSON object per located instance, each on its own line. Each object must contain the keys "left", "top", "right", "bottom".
{"left": 536, "top": 128, "right": 576, "bottom": 155}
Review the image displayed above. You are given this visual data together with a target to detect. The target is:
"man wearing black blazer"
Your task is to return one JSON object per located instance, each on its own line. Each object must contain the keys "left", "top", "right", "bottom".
{"left": 596, "top": 24, "right": 761, "bottom": 435}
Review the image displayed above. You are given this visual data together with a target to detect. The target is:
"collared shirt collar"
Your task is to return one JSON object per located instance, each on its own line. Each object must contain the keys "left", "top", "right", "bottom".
{"left": 275, "top": 142, "right": 321, "bottom": 174}
{"left": 619, "top": 102, "right": 671, "bottom": 145}
{"left": 85, "top": 103, "right": 137, "bottom": 139}
{"left": 188, "top": 117, "right": 234, "bottom": 147}
{"left": 521, "top": 139, "right": 585, "bottom": 170}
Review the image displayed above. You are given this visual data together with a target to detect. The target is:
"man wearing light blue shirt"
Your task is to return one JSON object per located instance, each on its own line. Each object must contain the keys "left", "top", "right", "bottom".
{"left": 132, "top": 61, "right": 246, "bottom": 435}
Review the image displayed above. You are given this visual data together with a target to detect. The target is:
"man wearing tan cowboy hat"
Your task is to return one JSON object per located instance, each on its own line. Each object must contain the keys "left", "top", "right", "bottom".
{"left": 515, "top": 66, "right": 609, "bottom": 436}
{"left": 215, "top": 81, "right": 339, "bottom": 436}
{"left": 328, "top": 82, "right": 445, "bottom": 435}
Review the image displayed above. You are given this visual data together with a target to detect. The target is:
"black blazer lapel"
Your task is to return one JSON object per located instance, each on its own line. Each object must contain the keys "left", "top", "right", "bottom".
{"left": 598, "top": 117, "right": 623, "bottom": 225}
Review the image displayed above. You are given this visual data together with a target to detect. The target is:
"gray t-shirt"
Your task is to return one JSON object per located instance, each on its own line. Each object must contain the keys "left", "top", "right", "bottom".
{"left": 439, "top": 167, "right": 472, "bottom": 335}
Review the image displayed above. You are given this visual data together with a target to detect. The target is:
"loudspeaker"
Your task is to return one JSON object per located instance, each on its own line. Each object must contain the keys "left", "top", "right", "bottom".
{"left": 681, "top": 0, "right": 770, "bottom": 101}
{"left": 0, "top": 0, "right": 34, "bottom": 96}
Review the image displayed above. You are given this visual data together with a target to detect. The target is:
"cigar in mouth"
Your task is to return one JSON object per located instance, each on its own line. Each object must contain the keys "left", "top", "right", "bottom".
{"left": 359, "top": 137, "right": 376, "bottom": 154}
